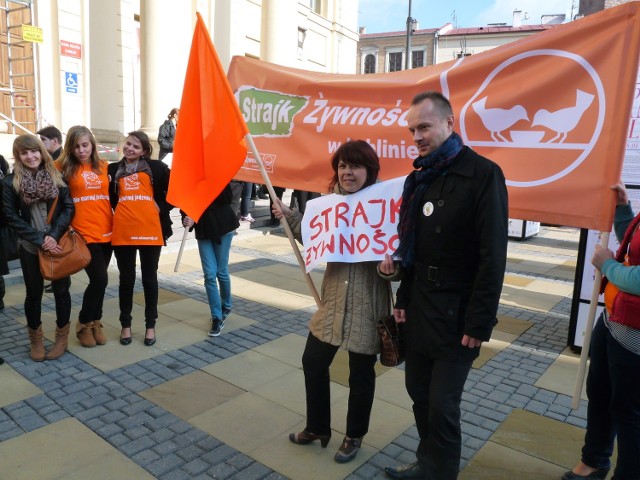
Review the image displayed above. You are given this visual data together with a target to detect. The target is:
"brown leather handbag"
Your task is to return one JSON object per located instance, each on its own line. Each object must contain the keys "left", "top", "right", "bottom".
{"left": 377, "top": 286, "right": 405, "bottom": 367}
{"left": 38, "top": 196, "right": 91, "bottom": 281}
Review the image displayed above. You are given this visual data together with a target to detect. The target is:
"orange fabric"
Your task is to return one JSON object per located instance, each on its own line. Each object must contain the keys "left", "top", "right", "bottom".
{"left": 65, "top": 161, "right": 113, "bottom": 243}
{"left": 604, "top": 258, "right": 629, "bottom": 314}
{"left": 166, "top": 12, "right": 249, "bottom": 223}
{"left": 227, "top": 3, "right": 640, "bottom": 232}
{"left": 111, "top": 172, "right": 163, "bottom": 246}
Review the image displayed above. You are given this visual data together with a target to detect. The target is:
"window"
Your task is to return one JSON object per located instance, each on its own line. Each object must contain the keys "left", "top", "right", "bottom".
{"left": 306, "top": 0, "right": 321, "bottom": 15}
{"left": 388, "top": 52, "right": 402, "bottom": 72}
{"left": 364, "top": 54, "right": 376, "bottom": 74}
{"left": 412, "top": 50, "right": 424, "bottom": 68}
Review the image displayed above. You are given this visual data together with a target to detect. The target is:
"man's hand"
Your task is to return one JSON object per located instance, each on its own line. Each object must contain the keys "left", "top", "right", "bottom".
{"left": 461, "top": 335, "right": 482, "bottom": 348}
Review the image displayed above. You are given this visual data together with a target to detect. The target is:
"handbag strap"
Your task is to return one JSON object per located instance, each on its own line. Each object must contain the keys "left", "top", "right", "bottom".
{"left": 45, "top": 195, "right": 59, "bottom": 225}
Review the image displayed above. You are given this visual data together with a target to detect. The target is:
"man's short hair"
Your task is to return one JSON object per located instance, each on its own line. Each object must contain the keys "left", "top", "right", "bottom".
{"left": 36, "top": 126, "right": 62, "bottom": 143}
{"left": 411, "top": 91, "right": 453, "bottom": 118}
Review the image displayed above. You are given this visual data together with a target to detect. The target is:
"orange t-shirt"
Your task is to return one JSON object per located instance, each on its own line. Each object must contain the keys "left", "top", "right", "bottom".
{"left": 111, "top": 171, "right": 163, "bottom": 246}
{"left": 65, "top": 161, "right": 113, "bottom": 243}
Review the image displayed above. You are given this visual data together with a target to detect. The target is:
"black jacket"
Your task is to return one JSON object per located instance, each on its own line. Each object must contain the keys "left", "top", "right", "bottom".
{"left": 181, "top": 184, "right": 239, "bottom": 243}
{"left": 157, "top": 120, "right": 175, "bottom": 160}
{"left": 107, "top": 158, "right": 174, "bottom": 242}
{"left": 396, "top": 146, "right": 508, "bottom": 361}
{"left": 2, "top": 175, "right": 75, "bottom": 247}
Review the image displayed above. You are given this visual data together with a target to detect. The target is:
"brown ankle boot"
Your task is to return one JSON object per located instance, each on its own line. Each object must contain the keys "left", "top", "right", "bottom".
{"left": 76, "top": 321, "right": 96, "bottom": 348}
{"left": 92, "top": 320, "right": 107, "bottom": 345}
{"left": 27, "top": 325, "right": 45, "bottom": 362}
{"left": 46, "top": 323, "right": 70, "bottom": 360}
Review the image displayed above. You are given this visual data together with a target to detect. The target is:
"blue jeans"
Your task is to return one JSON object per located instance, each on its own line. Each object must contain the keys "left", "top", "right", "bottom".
{"left": 240, "top": 182, "right": 253, "bottom": 217}
{"left": 197, "top": 232, "right": 233, "bottom": 319}
{"left": 582, "top": 315, "right": 640, "bottom": 479}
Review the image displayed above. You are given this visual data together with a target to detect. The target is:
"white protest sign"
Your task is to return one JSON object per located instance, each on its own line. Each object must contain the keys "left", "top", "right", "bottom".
{"left": 301, "top": 176, "right": 406, "bottom": 272}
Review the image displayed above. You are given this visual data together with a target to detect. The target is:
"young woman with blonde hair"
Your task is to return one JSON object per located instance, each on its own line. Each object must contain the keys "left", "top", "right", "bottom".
{"left": 57, "top": 126, "right": 113, "bottom": 347}
{"left": 2, "top": 135, "right": 74, "bottom": 361}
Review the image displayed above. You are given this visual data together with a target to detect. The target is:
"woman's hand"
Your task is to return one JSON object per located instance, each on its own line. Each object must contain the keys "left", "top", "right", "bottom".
{"left": 393, "top": 308, "right": 406, "bottom": 324}
{"left": 42, "top": 235, "right": 62, "bottom": 254}
{"left": 612, "top": 182, "right": 628, "bottom": 206}
{"left": 379, "top": 253, "right": 396, "bottom": 275}
{"left": 272, "top": 198, "right": 291, "bottom": 219}
{"left": 182, "top": 216, "right": 194, "bottom": 228}
{"left": 592, "top": 244, "right": 614, "bottom": 271}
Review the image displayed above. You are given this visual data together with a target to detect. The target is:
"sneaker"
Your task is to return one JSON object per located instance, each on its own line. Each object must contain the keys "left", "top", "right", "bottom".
{"left": 240, "top": 214, "right": 255, "bottom": 223}
{"left": 208, "top": 318, "right": 224, "bottom": 337}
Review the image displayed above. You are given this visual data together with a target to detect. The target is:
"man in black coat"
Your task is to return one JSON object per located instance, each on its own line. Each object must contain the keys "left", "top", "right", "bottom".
{"left": 381, "top": 91, "right": 508, "bottom": 480}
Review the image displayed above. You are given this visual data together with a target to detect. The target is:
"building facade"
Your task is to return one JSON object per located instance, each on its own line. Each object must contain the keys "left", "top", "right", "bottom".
{"left": 0, "top": 0, "right": 360, "bottom": 157}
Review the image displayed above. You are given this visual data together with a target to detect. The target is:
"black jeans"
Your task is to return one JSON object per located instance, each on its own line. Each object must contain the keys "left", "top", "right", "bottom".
{"left": 405, "top": 348, "right": 472, "bottom": 480}
{"left": 78, "top": 243, "right": 112, "bottom": 324}
{"left": 113, "top": 245, "right": 161, "bottom": 329}
{"left": 302, "top": 332, "right": 377, "bottom": 438}
{"left": 19, "top": 248, "right": 71, "bottom": 329}
{"left": 582, "top": 316, "right": 640, "bottom": 479}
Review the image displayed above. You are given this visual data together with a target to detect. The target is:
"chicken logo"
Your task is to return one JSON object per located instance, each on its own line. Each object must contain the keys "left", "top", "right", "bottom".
{"left": 458, "top": 50, "right": 604, "bottom": 187}
{"left": 82, "top": 171, "right": 102, "bottom": 190}
{"left": 123, "top": 173, "right": 140, "bottom": 191}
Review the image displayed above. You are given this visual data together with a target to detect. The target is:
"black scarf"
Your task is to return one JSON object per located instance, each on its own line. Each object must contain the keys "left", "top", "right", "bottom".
{"left": 394, "top": 132, "right": 464, "bottom": 268}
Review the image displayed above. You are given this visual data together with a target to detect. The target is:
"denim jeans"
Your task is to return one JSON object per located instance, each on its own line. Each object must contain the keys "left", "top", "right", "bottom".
{"left": 113, "top": 245, "right": 161, "bottom": 329}
{"left": 240, "top": 182, "right": 253, "bottom": 217}
{"left": 19, "top": 248, "right": 71, "bottom": 329}
{"left": 582, "top": 315, "right": 640, "bottom": 479}
{"left": 197, "top": 232, "right": 233, "bottom": 319}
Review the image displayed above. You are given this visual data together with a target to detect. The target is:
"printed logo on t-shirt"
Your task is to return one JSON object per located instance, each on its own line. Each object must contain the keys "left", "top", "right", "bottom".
{"left": 124, "top": 174, "right": 140, "bottom": 191}
{"left": 82, "top": 171, "right": 102, "bottom": 190}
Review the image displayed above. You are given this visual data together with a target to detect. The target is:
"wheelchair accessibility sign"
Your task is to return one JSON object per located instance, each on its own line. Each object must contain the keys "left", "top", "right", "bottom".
{"left": 65, "top": 72, "right": 78, "bottom": 93}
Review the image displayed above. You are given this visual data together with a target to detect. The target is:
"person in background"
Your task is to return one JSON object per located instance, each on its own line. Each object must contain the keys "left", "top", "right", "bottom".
{"left": 563, "top": 183, "right": 640, "bottom": 480}
{"left": 2, "top": 135, "right": 74, "bottom": 361}
{"left": 37, "top": 126, "right": 63, "bottom": 294}
{"left": 157, "top": 108, "right": 179, "bottom": 161}
{"left": 291, "top": 189, "right": 321, "bottom": 215}
{"left": 108, "top": 131, "right": 173, "bottom": 347}
{"left": 0, "top": 154, "right": 11, "bottom": 310}
{"left": 239, "top": 181, "right": 255, "bottom": 223}
{"left": 182, "top": 183, "right": 239, "bottom": 337}
{"left": 273, "top": 140, "right": 391, "bottom": 464}
{"left": 380, "top": 91, "right": 508, "bottom": 480}
{"left": 57, "top": 126, "right": 113, "bottom": 348}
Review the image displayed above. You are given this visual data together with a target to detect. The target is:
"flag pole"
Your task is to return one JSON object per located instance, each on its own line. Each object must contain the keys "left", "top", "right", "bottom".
{"left": 245, "top": 134, "right": 321, "bottom": 308}
{"left": 572, "top": 231, "right": 609, "bottom": 409}
{"left": 174, "top": 227, "right": 190, "bottom": 272}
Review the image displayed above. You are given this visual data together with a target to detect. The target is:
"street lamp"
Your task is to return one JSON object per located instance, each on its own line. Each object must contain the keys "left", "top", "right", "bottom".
{"left": 405, "top": 0, "right": 414, "bottom": 69}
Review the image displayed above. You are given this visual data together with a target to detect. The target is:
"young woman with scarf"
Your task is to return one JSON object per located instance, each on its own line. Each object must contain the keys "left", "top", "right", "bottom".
{"left": 272, "top": 140, "right": 392, "bottom": 464}
{"left": 108, "top": 131, "right": 173, "bottom": 347}
{"left": 2, "top": 135, "right": 75, "bottom": 361}
{"left": 57, "top": 126, "right": 113, "bottom": 348}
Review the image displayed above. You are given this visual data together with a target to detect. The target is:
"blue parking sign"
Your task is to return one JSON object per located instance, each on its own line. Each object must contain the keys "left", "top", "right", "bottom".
{"left": 65, "top": 72, "right": 78, "bottom": 93}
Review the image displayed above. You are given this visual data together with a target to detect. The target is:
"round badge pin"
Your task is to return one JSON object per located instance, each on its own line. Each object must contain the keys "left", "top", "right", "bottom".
{"left": 423, "top": 202, "right": 434, "bottom": 217}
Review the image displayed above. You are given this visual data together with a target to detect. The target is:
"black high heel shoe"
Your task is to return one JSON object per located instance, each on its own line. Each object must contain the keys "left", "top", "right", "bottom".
{"left": 289, "top": 430, "right": 330, "bottom": 448}
{"left": 120, "top": 328, "right": 132, "bottom": 346}
{"left": 144, "top": 328, "right": 156, "bottom": 346}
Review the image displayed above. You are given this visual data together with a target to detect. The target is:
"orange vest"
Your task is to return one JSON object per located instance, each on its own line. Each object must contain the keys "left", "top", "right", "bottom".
{"left": 111, "top": 172, "right": 163, "bottom": 246}
{"left": 65, "top": 161, "right": 113, "bottom": 243}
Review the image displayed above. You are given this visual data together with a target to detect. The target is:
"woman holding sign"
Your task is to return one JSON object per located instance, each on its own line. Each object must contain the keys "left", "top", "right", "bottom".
{"left": 272, "top": 140, "right": 391, "bottom": 464}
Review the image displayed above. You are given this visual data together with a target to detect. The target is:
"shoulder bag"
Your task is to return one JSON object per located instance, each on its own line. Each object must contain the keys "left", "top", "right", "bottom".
{"left": 377, "top": 285, "right": 405, "bottom": 367}
{"left": 38, "top": 196, "right": 91, "bottom": 280}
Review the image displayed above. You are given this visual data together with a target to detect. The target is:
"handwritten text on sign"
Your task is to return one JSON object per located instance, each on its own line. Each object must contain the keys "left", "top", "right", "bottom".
{"left": 301, "top": 176, "right": 406, "bottom": 272}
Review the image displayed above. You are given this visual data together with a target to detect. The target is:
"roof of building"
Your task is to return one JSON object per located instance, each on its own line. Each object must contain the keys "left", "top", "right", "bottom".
{"left": 360, "top": 27, "right": 439, "bottom": 39}
{"left": 441, "top": 24, "right": 558, "bottom": 36}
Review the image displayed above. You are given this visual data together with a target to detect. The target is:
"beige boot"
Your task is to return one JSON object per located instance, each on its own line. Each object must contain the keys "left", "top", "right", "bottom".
{"left": 92, "top": 320, "right": 107, "bottom": 346}
{"left": 27, "top": 326, "right": 45, "bottom": 362}
{"left": 76, "top": 321, "right": 96, "bottom": 348}
{"left": 46, "top": 323, "right": 70, "bottom": 360}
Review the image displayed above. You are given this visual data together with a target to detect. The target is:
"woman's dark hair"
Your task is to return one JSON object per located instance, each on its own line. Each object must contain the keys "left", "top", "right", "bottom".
{"left": 328, "top": 140, "right": 380, "bottom": 192}
{"left": 127, "top": 130, "right": 153, "bottom": 158}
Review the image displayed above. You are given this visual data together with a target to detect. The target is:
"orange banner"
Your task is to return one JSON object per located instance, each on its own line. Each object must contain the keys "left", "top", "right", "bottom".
{"left": 228, "top": 3, "right": 640, "bottom": 232}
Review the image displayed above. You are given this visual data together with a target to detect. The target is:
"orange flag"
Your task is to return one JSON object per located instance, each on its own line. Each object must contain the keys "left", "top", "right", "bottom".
{"left": 167, "top": 12, "right": 249, "bottom": 222}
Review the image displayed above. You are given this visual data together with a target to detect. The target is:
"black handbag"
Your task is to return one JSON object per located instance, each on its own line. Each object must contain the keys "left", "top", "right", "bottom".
{"left": 377, "top": 287, "right": 405, "bottom": 367}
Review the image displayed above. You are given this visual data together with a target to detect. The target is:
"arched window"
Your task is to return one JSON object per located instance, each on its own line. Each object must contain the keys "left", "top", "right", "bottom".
{"left": 364, "top": 54, "right": 376, "bottom": 74}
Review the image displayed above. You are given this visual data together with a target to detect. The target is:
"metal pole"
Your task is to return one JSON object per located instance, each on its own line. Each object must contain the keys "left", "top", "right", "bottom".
{"left": 405, "top": 0, "right": 412, "bottom": 69}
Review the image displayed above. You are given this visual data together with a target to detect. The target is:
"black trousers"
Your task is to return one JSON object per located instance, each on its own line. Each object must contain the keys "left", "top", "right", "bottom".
{"left": 19, "top": 248, "right": 71, "bottom": 329}
{"left": 113, "top": 245, "right": 161, "bottom": 329}
{"left": 78, "top": 242, "right": 112, "bottom": 324}
{"left": 405, "top": 349, "right": 472, "bottom": 480}
{"left": 302, "top": 332, "right": 377, "bottom": 438}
